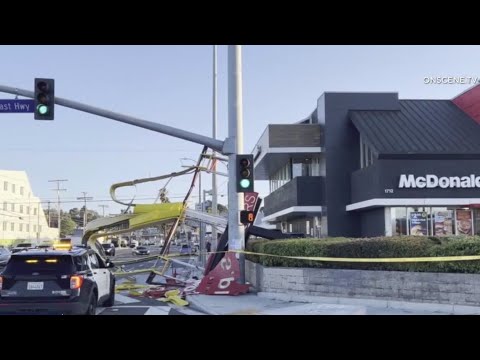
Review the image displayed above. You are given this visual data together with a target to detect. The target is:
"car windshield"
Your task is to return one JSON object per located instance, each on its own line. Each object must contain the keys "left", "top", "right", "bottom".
{"left": 3, "top": 255, "right": 75, "bottom": 275}
{"left": 101, "top": 244, "right": 111, "bottom": 249}
{"left": 137, "top": 247, "right": 146, "bottom": 250}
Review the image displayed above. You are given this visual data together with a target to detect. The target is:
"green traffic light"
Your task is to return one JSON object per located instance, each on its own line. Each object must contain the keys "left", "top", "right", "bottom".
{"left": 37, "top": 104, "right": 49, "bottom": 115}
{"left": 240, "top": 179, "right": 251, "bottom": 189}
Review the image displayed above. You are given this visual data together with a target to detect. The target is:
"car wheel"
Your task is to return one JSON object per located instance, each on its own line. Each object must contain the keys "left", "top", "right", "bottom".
{"left": 86, "top": 294, "right": 97, "bottom": 315}
{"left": 103, "top": 281, "right": 115, "bottom": 307}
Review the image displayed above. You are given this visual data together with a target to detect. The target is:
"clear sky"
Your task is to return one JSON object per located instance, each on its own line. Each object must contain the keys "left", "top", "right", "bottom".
{"left": 1, "top": 45, "right": 479, "bottom": 215}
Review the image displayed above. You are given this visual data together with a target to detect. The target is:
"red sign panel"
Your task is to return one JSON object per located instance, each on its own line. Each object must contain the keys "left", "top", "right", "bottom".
{"left": 196, "top": 253, "right": 250, "bottom": 296}
{"left": 244, "top": 192, "right": 258, "bottom": 212}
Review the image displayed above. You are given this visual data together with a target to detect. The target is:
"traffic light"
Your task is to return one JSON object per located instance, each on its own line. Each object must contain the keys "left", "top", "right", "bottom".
{"left": 34, "top": 78, "right": 55, "bottom": 120}
{"left": 240, "top": 210, "right": 255, "bottom": 225}
{"left": 236, "top": 154, "right": 254, "bottom": 193}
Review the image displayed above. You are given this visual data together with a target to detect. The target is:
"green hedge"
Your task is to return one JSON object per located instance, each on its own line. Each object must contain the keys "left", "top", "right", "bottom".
{"left": 245, "top": 236, "right": 480, "bottom": 273}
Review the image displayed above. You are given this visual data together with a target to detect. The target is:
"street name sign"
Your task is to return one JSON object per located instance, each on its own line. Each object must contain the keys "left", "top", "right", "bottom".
{"left": 0, "top": 99, "right": 35, "bottom": 113}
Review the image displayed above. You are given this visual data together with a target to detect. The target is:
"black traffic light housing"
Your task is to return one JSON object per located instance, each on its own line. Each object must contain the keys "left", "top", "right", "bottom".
{"left": 34, "top": 78, "right": 55, "bottom": 120}
{"left": 236, "top": 154, "right": 254, "bottom": 193}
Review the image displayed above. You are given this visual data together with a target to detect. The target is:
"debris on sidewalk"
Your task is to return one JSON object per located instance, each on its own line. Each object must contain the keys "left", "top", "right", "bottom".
{"left": 159, "top": 289, "right": 189, "bottom": 307}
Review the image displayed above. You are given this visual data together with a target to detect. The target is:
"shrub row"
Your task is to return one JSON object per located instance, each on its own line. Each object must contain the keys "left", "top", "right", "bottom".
{"left": 245, "top": 236, "right": 480, "bottom": 273}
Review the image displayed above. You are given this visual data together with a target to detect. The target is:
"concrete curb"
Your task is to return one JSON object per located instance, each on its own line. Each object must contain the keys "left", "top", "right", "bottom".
{"left": 257, "top": 292, "right": 480, "bottom": 315}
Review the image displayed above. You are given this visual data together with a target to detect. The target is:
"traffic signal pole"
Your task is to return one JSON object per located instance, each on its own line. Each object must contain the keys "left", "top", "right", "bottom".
{"left": 227, "top": 45, "right": 246, "bottom": 284}
{"left": 0, "top": 84, "right": 226, "bottom": 154}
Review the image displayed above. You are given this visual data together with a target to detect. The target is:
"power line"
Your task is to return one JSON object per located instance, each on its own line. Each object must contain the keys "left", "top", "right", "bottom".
{"left": 0, "top": 194, "right": 228, "bottom": 205}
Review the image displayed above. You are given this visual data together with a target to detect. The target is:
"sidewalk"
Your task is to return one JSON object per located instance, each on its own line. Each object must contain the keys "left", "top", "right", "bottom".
{"left": 186, "top": 292, "right": 480, "bottom": 315}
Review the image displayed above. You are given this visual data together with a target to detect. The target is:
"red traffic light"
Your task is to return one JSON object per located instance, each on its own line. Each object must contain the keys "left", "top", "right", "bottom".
{"left": 240, "top": 158, "right": 250, "bottom": 167}
{"left": 36, "top": 81, "right": 49, "bottom": 92}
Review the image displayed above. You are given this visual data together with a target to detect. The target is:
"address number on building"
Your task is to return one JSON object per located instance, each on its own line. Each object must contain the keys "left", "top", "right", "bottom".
{"left": 384, "top": 189, "right": 394, "bottom": 194}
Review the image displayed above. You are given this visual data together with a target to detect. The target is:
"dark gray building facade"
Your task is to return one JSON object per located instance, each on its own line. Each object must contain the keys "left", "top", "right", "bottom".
{"left": 253, "top": 91, "right": 480, "bottom": 238}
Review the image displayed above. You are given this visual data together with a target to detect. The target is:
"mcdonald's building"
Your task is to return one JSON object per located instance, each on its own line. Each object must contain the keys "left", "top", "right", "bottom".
{"left": 252, "top": 85, "right": 480, "bottom": 238}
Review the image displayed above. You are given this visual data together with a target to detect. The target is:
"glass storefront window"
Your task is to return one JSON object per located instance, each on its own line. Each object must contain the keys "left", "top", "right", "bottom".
{"left": 391, "top": 207, "right": 407, "bottom": 236}
{"left": 389, "top": 207, "right": 474, "bottom": 236}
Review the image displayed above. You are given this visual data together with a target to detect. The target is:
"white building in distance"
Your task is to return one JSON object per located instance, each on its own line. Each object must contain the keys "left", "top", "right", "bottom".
{"left": 0, "top": 170, "right": 58, "bottom": 246}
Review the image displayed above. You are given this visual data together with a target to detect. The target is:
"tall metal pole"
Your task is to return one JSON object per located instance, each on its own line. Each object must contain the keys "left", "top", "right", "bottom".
{"left": 212, "top": 44, "right": 218, "bottom": 251}
{"left": 227, "top": 45, "right": 246, "bottom": 284}
{"left": 77, "top": 192, "right": 93, "bottom": 235}
{"left": 49, "top": 179, "right": 68, "bottom": 239}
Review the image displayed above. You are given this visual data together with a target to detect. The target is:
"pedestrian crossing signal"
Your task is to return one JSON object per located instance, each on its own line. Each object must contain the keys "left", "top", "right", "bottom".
{"left": 240, "top": 210, "right": 255, "bottom": 225}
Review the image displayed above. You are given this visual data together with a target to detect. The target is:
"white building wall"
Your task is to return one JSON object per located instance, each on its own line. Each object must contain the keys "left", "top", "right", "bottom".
{"left": 0, "top": 170, "right": 58, "bottom": 245}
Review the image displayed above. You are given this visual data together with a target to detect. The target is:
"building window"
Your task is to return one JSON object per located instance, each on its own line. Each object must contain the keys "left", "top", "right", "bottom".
{"left": 11, "top": 203, "right": 14, "bottom": 212}
{"left": 10, "top": 223, "right": 14, "bottom": 231}
{"left": 19, "top": 223, "right": 23, "bottom": 232}
{"left": 3, "top": 181, "right": 8, "bottom": 191}
{"left": 20, "top": 205, "right": 23, "bottom": 214}
{"left": 20, "top": 186, "right": 24, "bottom": 196}
{"left": 360, "top": 136, "right": 375, "bottom": 169}
{"left": 11, "top": 184, "right": 15, "bottom": 193}
{"left": 3, "top": 202, "right": 6, "bottom": 211}
{"left": 2, "top": 222, "right": 6, "bottom": 231}
{"left": 26, "top": 206, "right": 30, "bottom": 215}
{"left": 33, "top": 225, "right": 37, "bottom": 232}
{"left": 26, "top": 224, "right": 29, "bottom": 232}
{"left": 270, "top": 162, "right": 292, "bottom": 192}
{"left": 391, "top": 207, "right": 407, "bottom": 236}
{"left": 38, "top": 225, "right": 42, "bottom": 232}
{"left": 33, "top": 207, "right": 37, "bottom": 216}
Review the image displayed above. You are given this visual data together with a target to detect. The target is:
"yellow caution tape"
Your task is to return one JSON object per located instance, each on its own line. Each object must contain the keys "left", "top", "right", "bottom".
{"left": 233, "top": 250, "right": 480, "bottom": 263}
{"left": 128, "top": 290, "right": 144, "bottom": 297}
{"left": 115, "top": 283, "right": 149, "bottom": 292}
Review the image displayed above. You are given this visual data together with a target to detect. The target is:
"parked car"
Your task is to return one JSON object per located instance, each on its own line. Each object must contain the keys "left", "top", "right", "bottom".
{"left": 132, "top": 246, "right": 150, "bottom": 256}
{"left": 129, "top": 240, "right": 139, "bottom": 248}
{"left": 0, "top": 246, "right": 116, "bottom": 315}
{"left": 101, "top": 243, "right": 116, "bottom": 257}
{"left": 11, "top": 243, "right": 35, "bottom": 254}
{"left": 0, "top": 247, "right": 11, "bottom": 266}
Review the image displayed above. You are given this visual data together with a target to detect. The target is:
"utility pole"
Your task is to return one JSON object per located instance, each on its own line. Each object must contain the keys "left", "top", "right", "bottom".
{"left": 47, "top": 201, "right": 51, "bottom": 227}
{"left": 98, "top": 204, "right": 109, "bottom": 217}
{"left": 227, "top": 45, "right": 246, "bottom": 284}
{"left": 49, "top": 179, "right": 68, "bottom": 239}
{"left": 77, "top": 192, "right": 93, "bottom": 235}
{"left": 211, "top": 44, "right": 218, "bottom": 251}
